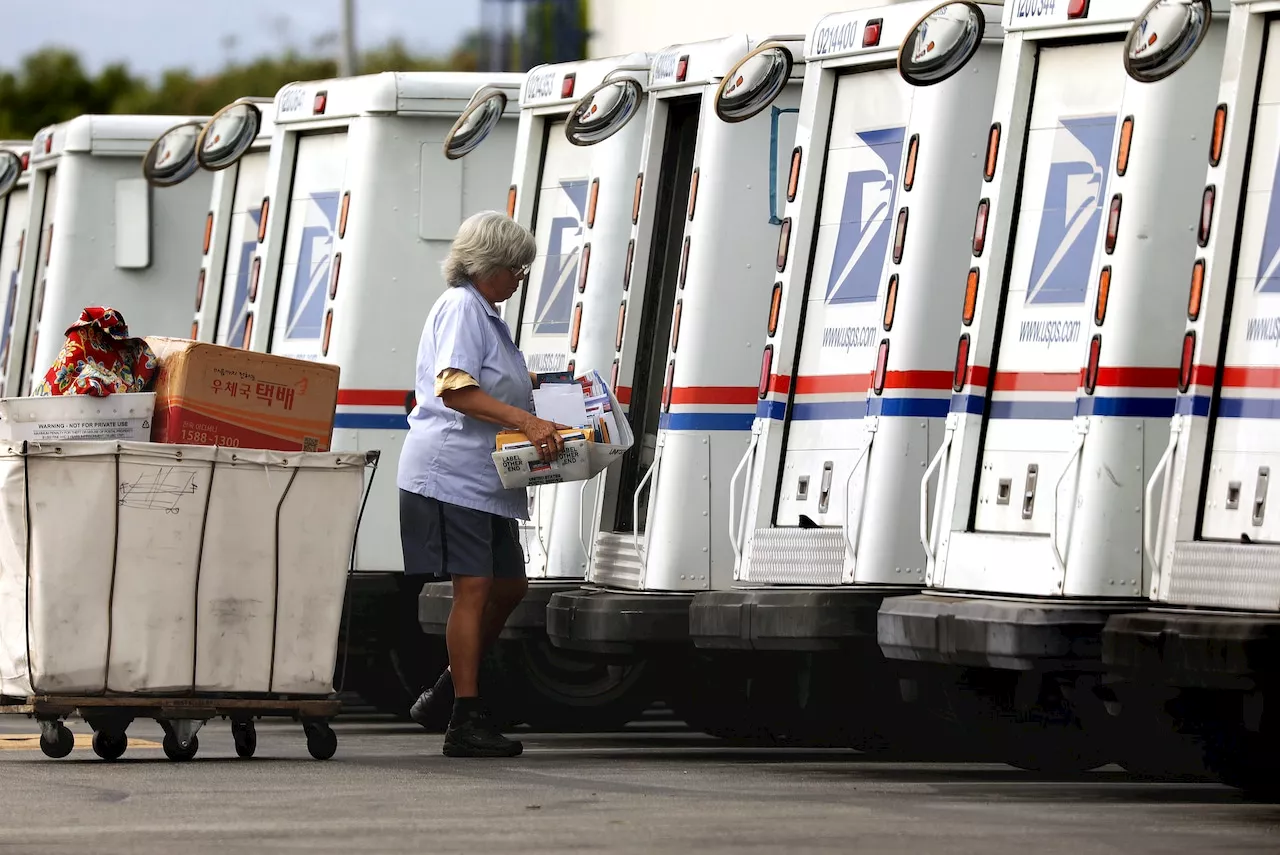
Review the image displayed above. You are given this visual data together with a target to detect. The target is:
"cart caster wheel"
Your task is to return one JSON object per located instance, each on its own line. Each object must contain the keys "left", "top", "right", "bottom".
{"left": 39, "top": 722, "right": 74, "bottom": 759}
{"left": 162, "top": 733, "right": 199, "bottom": 762}
{"left": 232, "top": 721, "right": 257, "bottom": 759}
{"left": 91, "top": 730, "right": 127, "bottom": 762}
{"left": 304, "top": 721, "right": 337, "bottom": 760}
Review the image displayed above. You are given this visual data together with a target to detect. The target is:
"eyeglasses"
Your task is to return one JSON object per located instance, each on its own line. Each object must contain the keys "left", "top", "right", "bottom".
{"left": 511, "top": 263, "right": 531, "bottom": 278}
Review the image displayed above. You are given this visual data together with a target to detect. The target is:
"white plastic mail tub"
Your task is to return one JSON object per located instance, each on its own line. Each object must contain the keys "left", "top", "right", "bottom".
{"left": 0, "top": 392, "right": 155, "bottom": 442}
{"left": 0, "top": 441, "right": 368, "bottom": 699}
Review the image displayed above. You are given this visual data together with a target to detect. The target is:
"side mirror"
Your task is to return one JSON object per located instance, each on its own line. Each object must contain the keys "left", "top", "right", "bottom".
{"left": 714, "top": 44, "right": 794, "bottom": 124}
{"left": 1124, "top": 0, "right": 1212, "bottom": 83}
{"left": 197, "top": 101, "right": 264, "bottom": 171}
{"left": 0, "top": 151, "right": 23, "bottom": 200}
{"left": 142, "top": 120, "right": 203, "bottom": 187}
{"left": 898, "top": 1, "right": 987, "bottom": 87}
{"left": 566, "top": 77, "right": 645, "bottom": 146}
{"left": 443, "top": 87, "right": 509, "bottom": 160}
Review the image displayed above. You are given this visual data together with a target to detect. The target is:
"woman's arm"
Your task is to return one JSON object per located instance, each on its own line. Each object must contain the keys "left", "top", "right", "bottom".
{"left": 441, "top": 385, "right": 569, "bottom": 461}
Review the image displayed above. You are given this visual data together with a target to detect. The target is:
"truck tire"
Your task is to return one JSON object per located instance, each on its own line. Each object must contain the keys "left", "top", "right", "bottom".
{"left": 485, "top": 638, "right": 658, "bottom": 732}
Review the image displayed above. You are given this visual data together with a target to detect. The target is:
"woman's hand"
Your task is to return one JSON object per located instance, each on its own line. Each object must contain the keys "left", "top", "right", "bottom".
{"left": 520, "top": 414, "right": 572, "bottom": 463}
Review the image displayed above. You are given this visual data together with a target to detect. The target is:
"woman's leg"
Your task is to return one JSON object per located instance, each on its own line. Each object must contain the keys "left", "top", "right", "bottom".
{"left": 446, "top": 575, "right": 493, "bottom": 698}
{"left": 482, "top": 576, "right": 530, "bottom": 648}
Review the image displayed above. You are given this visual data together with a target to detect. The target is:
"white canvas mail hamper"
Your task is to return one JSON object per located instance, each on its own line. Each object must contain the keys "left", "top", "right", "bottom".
{"left": 0, "top": 441, "right": 368, "bottom": 698}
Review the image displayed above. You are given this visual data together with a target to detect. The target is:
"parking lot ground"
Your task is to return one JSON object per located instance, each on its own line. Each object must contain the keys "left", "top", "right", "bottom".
{"left": 0, "top": 715, "right": 1277, "bottom": 854}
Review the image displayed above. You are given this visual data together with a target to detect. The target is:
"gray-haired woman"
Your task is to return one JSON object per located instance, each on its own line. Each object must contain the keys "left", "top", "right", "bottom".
{"left": 398, "top": 210, "right": 568, "bottom": 758}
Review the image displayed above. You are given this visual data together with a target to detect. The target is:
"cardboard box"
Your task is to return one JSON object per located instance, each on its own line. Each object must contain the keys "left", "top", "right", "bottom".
{"left": 146, "top": 338, "right": 340, "bottom": 452}
{"left": 491, "top": 371, "right": 633, "bottom": 488}
{"left": 0, "top": 392, "right": 155, "bottom": 442}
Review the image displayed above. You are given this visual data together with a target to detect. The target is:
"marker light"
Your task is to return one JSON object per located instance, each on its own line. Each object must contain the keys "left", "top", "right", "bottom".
{"left": 578, "top": 243, "right": 591, "bottom": 293}
{"left": 561, "top": 73, "right": 576, "bottom": 99}
{"left": 768, "top": 282, "right": 783, "bottom": 336}
{"left": 588, "top": 178, "right": 599, "bottom": 227}
{"left": 963, "top": 269, "right": 979, "bottom": 325}
{"left": 202, "top": 212, "right": 213, "bottom": 255}
{"left": 904, "top": 135, "right": 919, "bottom": 192}
{"left": 873, "top": 339, "right": 889, "bottom": 394}
{"left": 507, "top": 185, "right": 517, "bottom": 217}
{"left": 611, "top": 359, "right": 620, "bottom": 392}
{"left": 632, "top": 173, "right": 643, "bottom": 224}
{"left": 624, "top": 239, "right": 635, "bottom": 290}
{"left": 679, "top": 237, "right": 691, "bottom": 288}
{"left": 566, "top": 360, "right": 575, "bottom": 375}
{"left": 1188, "top": 259, "right": 1205, "bottom": 321}
{"left": 893, "top": 208, "right": 908, "bottom": 263}
{"left": 663, "top": 360, "right": 676, "bottom": 411}
{"left": 884, "top": 275, "right": 899, "bottom": 331}
{"left": 249, "top": 256, "right": 261, "bottom": 302}
{"left": 984, "top": 124, "right": 1000, "bottom": 181}
{"left": 671, "top": 299, "right": 683, "bottom": 352}
{"left": 687, "top": 168, "right": 700, "bottom": 220}
{"left": 330, "top": 252, "right": 342, "bottom": 300}
{"left": 1068, "top": 0, "right": 1090, "bottom": 19}
{"left": 1178, "top": 331, "right": 1196, "bottom": 392}
{"left": 571, "top": 303, "right": 583, "bottom": 352}
{"left": 195, "top": 269, "right": 206, "bottom": 312}
{"left": 339, "top": 191, "right": 350, "bottom": 238}
{"left": 1106, "top": 195, "right": 1122, "bottom": 254}
{"left": 322, "top": 309, "right": 333, "bottom": 356}
{"left": 676, "top": 55, "right": 689, "bottom": 82}
{"left": 1210, "top": 104, "right": 1227, "bottom": 166}
{"left": 314, "top": 91, "right": 328, "bottom": 114}
{"left": 20, "top": 152, "right": 28, "bottom": 169}
{"left": 787, "top": 147, "right": 802, "bottom": 202}
{"left": 191, "top": 322, "right": 199, "bottom": 340}
{"left": 776, "top": 217, "right": 792, "bottom": 272}
{"left": 258, "top": 198, "right": 269, "bottom": 242}
{"left": 1094, "top": 266, "right": 1111, "bottom": 326}
{"left": 242, "top": 313, "right": 254, "bottom": 350}
{"left": 973, "top": 199, "right": 989, "bottom": 256}
{"left": 757, "top": 346, "right": 774, "bottom": 400}
{"left": 952, "top": 334, "right": 971, "bottom": 392}
{"left": 615, "top": 301, "right": 627, "bottom": 351}
{"left": 1117, "top": 116, "right": 1134, "bottom": 176}
{"left": 864, "top": 18, "right": 883, "bottom": 48}
{"left": 1198, "top": 185, "right": 1215, "bottom": 246}
{"left": 1084, "top": 334, "right": 1102, "bottom": 395}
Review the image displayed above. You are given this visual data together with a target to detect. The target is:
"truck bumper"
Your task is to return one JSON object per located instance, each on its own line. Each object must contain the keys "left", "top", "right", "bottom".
{"left": 418, "top": 579, "right": 585, "bottom": 639}
{"left": 689, "top": 587, "right": 908, "bottom": 651}
{"left": 546, "top": 588, "right": 693, "bottom": 655}
{"left": 1103, "top": 609, "right": 1280, "bottom": 690}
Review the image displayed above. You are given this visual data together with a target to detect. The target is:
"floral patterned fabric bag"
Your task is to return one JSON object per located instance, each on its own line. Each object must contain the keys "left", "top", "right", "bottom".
{"left": 34, "top": 307, "right": 158, "bottom": 397}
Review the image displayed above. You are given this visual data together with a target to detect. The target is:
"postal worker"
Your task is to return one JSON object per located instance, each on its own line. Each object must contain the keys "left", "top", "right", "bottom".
{"left": 399, "top": 210, "right": 567, "bottom": 758}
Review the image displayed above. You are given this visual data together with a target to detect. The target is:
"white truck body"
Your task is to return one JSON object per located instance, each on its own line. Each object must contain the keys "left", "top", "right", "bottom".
{"left": 240, "top": 72, "right": 523, "bottom": 575}
{"left": 7, "top": 116, "right": 212, "bottom": 395}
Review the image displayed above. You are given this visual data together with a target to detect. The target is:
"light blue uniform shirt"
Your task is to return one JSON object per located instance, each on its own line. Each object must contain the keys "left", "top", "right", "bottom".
{"left": 397, "top": 282, "right": 532, "bottom": 520}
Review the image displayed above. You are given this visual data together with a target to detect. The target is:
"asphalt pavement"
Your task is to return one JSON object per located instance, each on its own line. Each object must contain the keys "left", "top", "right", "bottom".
{"left": 0, "top": 715, "right": 1277, "bottom": 854}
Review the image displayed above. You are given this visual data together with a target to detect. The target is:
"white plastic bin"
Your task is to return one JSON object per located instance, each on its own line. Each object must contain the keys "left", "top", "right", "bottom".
{"left": 0, "top": 441, "right": 368, "bottom": 699}
{"left": 0, "top": 393, "right": 155, "bottom": 442}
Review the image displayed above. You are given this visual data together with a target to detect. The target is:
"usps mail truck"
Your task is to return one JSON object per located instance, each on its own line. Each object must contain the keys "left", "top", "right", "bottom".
{"left": 222, "top": 73, "right": 523, "bottom": 716}
{"left": 417, "top": 55, "right": 665, "bottom": 730}
{"left": 0, "top": 144, "right": 31, "bottom": 397}
{"left": 7, "top": 116, "right": 212, "bottom": 396}
{"left": 1103, "top": 0, "right": 1280, "bottom": 794}
{"left": 682, "top": 2, "right": 1005, "bottom": 746}
{"left": 181, "top": 97, "right": 277, "bottom": 349}
{"left": 876, "top": 0, "right": 1229, "bottom": 772}
{"left": 541, "top": 35, "right": 806, "bottom": 725}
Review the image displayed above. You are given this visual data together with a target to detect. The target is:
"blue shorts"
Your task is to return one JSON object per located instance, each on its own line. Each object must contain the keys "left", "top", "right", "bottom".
{"left": 399, "top": 490, "right": 527, "bottom": 580}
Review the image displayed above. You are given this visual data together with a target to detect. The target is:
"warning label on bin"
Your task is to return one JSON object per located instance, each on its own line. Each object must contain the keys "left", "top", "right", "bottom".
{"left": 17, "top": 418, "right": 152, "bottom": 442}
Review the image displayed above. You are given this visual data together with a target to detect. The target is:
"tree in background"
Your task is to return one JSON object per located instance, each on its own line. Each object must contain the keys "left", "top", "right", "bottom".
{"left": 0, "top": 40, "right": 479, "bottom": 139}
{"left": 0, "top": 0, "right": 589, "bottom": 139}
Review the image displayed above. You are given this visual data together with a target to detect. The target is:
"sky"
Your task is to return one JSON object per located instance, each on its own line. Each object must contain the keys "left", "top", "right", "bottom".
{"left": 0, "top": 0, "right": 484, "bottom": 77}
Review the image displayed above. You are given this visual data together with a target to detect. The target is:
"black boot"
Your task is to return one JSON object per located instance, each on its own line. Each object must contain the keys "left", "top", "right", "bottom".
{"left": 409, "top": 668, "right": 454, "bottom": 730}
{"left": 443, "top": 697, "right": 523, "bottom": 758}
